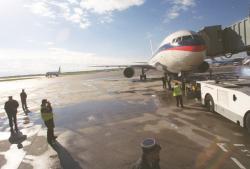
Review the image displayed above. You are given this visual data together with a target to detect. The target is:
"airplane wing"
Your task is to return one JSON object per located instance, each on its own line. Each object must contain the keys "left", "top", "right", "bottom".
{"left": 91, "top": 63, "right": 156, "bottom": 79}
{"left": 91, "top": 64, "right": 155, "bottom": 69}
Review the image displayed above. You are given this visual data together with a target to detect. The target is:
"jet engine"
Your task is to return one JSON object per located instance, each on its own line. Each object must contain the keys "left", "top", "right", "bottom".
{"left": 197, "top": 61, "right": 209, "bottom": 73}
{"left": 123, "top": 67, "right": 135, "bottom": 78}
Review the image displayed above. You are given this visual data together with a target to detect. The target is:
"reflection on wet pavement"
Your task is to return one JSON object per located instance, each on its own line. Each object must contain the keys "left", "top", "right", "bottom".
{"left": 55, "top": 99, "right": 157, "bottom": 129}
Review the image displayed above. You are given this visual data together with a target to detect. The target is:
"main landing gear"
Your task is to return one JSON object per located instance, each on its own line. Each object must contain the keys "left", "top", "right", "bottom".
{"left": 140, "top": 68, "right": 147, "bottom": 81}
{"left": 164, "top": 73, "right": 172, "bottom": 90}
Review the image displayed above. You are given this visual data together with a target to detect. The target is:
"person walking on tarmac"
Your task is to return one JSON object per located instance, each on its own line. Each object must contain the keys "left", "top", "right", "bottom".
{"left": 40, "top": 99, "right": 57, "bottom": 144}
{"left": 20, "top": 89, "right": 28, "bottom": 112}
{"left": 173, "top": 82, "right": 184, "bottom": 108}
{"left": 162, "top": 77, "right": 166, "bottom": 89}
{"left": 4, "top": 96, "right": 19, "bottom": 133}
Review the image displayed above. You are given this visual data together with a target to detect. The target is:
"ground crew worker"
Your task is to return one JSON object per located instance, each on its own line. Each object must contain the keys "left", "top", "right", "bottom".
{"left": 173, "top": 82, "right": 184, "bottom": 108}
{"left": 162, "top": 77, "right": 166, "bottom": 89}
{"left": 209, "top": 69, "right": 213, "bottom": 80}
{"left": 20, "top": 89, "right": 28, "bottom": 112}
{"left": 132, "top": 138, "right": 161, "bottom": 169}
{"left": 40, "top": 99, "right": 57, "bottom": 144}
{"left": 4, "top": 96, "right": 19, "bottom": 133}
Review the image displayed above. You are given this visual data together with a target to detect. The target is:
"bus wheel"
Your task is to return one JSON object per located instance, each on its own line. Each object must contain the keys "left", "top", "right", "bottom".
{"left": 246, "top": 113, "right": 250, "bottom": 133}
{"left": 205, "top": 94, "right": 214, "bottom": 112}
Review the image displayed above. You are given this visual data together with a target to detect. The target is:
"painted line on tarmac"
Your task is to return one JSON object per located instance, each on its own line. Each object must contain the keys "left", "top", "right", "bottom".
{"left": 234, "top": 144, "right": 245, "bottom": 147}
{"left": 231, "top": 157, "right": 246, "bottom": 169}
{"left": 217, "top": 143, "right": 228, "bottom": 152}
{"left": 241, "top": 149, "right": 249, "bottom": 153}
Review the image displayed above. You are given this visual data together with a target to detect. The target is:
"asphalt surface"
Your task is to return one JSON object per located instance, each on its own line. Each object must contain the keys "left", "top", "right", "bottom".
{"left": 0, "top": 69, "right": 250, "bottom": 169}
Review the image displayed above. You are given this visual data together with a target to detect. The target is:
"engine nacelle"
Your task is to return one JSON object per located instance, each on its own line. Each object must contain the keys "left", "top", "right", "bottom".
{"left": 123, "top": 67, "right": 135, "bottom": 78}
{"left": 197, "top": 61, "right": 209, "bottom": 73}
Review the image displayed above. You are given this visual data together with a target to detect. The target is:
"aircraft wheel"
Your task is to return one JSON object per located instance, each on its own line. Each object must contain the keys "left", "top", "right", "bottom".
{"left": 245, "top": 113, "right": 250, "bottom": 133}
{"left": 205, "top": 94, "right": 214, "bottom": 112}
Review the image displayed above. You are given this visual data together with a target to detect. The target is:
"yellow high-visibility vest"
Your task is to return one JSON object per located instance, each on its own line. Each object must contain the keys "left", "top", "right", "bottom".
{"left": 41, "top": 112, "right": 53, "bottom": 121}
{"left": 41, "top": 105, "right": 53, "bottom": 121}
{"left": 173, "top": 85, "right": 182, "bottom": 96}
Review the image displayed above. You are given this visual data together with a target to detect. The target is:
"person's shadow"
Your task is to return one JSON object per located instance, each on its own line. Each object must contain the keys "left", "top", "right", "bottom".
{"left": 8, "top": 131, "right": 27, "bottom": 149}
{"left": 51, "top": 141, "right": 83, "bottom": 169}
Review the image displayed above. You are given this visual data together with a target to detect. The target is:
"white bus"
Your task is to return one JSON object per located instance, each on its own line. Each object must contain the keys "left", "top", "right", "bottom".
{"left": 198, "top": 80, "right": 250, "bottom": 133}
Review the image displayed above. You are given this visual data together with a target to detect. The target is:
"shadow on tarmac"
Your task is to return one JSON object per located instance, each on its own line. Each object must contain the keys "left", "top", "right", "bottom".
{"left": 51, "top": 141, "right": 83, "bottom": 169}
{"left": 131, "top": 77, "right": 162, "bottom": 83}
{"left": 8, "top": 131, "right": 27, "bottom": 149}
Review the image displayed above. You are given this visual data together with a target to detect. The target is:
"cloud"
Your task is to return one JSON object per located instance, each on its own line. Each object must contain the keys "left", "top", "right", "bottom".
{"left": 24, "top": 1, "right": 56, "bottom": 18}
{"left": 80, "top": 0, "right": 145, "bottom": 14}
{"left": 164, "top": 0, "right": 196, "bottom": 22}
{"left": 25, "top": 0, "right": 145, "bottom": 29}
{"left": 99, "top": 12, "right": 113, "bottom": 24}
{"left": 45, "top": 41, "right": 55, "bottom": 46}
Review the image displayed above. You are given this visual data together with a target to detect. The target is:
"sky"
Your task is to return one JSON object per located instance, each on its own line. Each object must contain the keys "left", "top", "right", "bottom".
{"left": 0, "top": 0, "right": 249, "bottom": 76}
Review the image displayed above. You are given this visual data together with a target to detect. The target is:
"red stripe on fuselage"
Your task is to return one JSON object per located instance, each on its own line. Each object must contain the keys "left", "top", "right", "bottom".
{"left": 166, "top": 45, "right": 206, "bottom": 52}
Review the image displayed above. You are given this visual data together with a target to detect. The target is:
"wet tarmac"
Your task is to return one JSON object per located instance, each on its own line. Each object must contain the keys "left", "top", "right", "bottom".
{"left": 0, "top": 68, "right": 250, "bottom": 169}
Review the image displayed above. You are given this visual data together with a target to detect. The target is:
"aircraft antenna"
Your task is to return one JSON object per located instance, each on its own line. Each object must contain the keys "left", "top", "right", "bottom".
{"left": 149, "top": 39, "right": 154, "bottom": 56}
{"left": 248, "top": 3, "right": 250, "bottom": 18}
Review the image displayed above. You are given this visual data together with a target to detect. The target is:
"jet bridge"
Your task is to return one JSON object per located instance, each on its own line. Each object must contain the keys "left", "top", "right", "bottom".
{"left": 198, "top": 16, "right": 250, "bottom": 58}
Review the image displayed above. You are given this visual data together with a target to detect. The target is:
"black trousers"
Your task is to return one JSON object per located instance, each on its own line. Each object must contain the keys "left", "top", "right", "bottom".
{"left": 44, "top": 119, "right": 55, "bottom": 143}
{"left": 7, "top": 112, "right": 18, "bottom": 131}
{"left": 176, "top": 95, "right": 183, "bottom": 107}
{"left": 21, "top": 100, "right": 28, "bottom": 111}
{"left": 163, "top": 82, "right": 166, "bottom": 89}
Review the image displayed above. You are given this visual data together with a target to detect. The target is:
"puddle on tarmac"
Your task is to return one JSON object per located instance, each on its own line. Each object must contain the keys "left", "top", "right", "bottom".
{"left": 53, "top": 99, "right": 157, "bottom": 129}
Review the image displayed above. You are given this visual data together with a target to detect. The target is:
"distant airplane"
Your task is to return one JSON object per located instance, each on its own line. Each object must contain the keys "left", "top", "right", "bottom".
{"left": 46, "top": 66, "right": 61, "bottom": 77}
{"left": 210, "top": 58, "right": 244, "bottom": 66}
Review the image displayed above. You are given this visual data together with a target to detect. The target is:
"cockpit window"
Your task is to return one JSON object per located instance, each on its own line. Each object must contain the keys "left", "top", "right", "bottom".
{"left": 176, "top": 37, "right": 182, "bottom": 43}
{"left": 182, "top": 35, "right": 193, "bottom": 41}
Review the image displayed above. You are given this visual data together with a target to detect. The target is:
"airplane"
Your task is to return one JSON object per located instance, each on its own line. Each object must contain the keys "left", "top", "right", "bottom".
{"left": 122, "top": 30, "right": 209, "bottom": 82}
{"left": 45, "top": 66, "right": 61, "bottom": 77}
{"left": 209, "top": 57, "right": 245, "bottom": 66}
{"left": 94, "top": 29, "right": 249, "bottom": 87}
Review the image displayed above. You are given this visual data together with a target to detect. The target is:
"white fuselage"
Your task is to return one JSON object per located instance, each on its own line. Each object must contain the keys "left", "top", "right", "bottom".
{"left": 148, "top": 30, "right": 206, "bottom": 74}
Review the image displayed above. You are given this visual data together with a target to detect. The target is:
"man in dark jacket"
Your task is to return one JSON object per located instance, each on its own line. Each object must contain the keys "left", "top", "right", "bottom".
{"left": 132, "top": 138, "right": 161, "bottom": 169}
{"left": 4, "top": 96, "right": 19, "bottom": 133}
{"left": 41, "top": 99, "right": 57, "bottom": 144}
{"left": 20, "top": 89, "right": 28, "bottom": 112}
{"left": 162, "top": 77, "right": 166, "bottom": 89}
